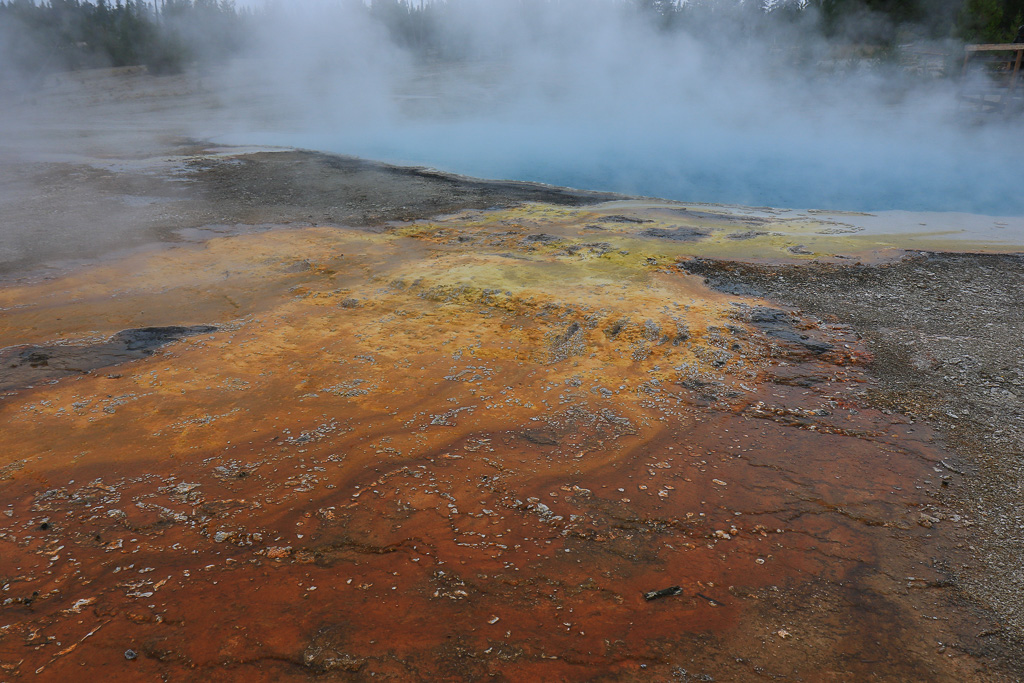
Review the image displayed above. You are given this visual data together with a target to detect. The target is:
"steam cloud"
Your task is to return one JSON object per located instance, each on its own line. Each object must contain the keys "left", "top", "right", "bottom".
{"left": 6, "top": 0, "right": 1024, "bottom": 216}
{"left": 203, "top": 1, "right": 1024, "bottom": 216}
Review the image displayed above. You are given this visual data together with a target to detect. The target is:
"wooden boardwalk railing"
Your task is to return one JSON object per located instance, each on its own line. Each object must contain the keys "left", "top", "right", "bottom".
{"left": 961, "top": 43, "right": 1024, "bottom": 110}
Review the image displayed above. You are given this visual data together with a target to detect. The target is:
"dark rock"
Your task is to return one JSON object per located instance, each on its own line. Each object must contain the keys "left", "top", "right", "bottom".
{"left": 749, "top": 307, "right": 792, "bottom": 325}
{"left": 111, "top": 325, "right": 217, "bottom": 354}
{"left": 640, "top": 227, "right": 708, "bottom": 242}
{"left": 604, "top": 319, "right": 629, "bottom": 340}
{"left": 0, "top": 324, "right": 218, "bottom": 392}
{"left": 644, "top": 585, "right": 684, "bottom": 601}
{"left": 747, "top": 307, "right": 833, "bottom": 354}
{"left": 522, "top": 233, "right": 561, "bottom": 244}
{"left": 728, "top": 230, "right": 769, "bottom": 240}
{"left": 597, "top": 215, "right": 652, "bottom": 224}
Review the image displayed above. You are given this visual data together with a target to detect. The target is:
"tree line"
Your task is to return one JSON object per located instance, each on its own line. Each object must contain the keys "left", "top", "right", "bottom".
{"left": 1, "top": 0, "right": 1022, "bottom": 80}
{"left": 809, "top": 0, "right": 1023, "bottom": 42}
{"left": 0, "top": 0, "right": 248, "bottom": 77}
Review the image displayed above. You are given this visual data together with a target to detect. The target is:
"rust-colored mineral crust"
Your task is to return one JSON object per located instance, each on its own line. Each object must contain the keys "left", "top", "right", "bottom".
{"left": 0, "top": 204, "right": 1002, "bottom": 680}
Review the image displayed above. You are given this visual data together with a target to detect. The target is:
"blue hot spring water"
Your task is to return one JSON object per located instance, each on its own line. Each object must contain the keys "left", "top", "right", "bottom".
{"left": 229, "top": 115, "right": 1024, "bottom": 217}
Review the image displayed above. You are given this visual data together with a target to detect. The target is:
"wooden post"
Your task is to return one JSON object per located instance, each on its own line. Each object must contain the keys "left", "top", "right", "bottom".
{"left": 963, "top": 44, "right": 1024, "bottom": 105}
{"left": 1011, "top": 47, "right": 1024, "bottom": 93}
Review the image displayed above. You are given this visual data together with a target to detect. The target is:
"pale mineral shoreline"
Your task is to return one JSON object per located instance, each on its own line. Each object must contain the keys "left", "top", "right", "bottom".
{"left": 3, "top": 65, "right": 1023, "bottom": 279}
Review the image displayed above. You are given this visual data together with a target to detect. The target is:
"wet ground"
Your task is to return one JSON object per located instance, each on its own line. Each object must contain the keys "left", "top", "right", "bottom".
{"left": 681, "top": 251, "right": 1024, "bottom": 671}
{"left": 0, "top": 200, "right": 1019, "bottom": 681}
{"left": 2, "top": 68, "right": 1024, "bottom": 682}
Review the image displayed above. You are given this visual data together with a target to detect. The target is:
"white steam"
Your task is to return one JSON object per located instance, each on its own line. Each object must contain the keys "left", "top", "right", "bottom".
{"left": 206, "top": 1, "right": 1024, "bottom": 215}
